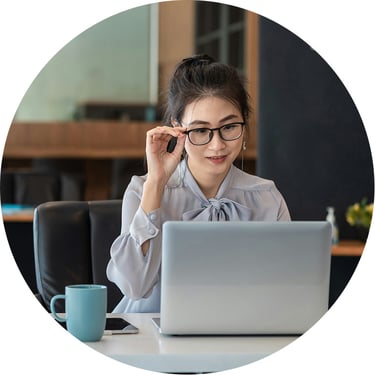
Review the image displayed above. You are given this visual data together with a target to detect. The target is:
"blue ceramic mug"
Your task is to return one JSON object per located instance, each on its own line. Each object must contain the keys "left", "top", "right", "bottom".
{"left": 50, "top": 284, "right": 107, "bottom": 342}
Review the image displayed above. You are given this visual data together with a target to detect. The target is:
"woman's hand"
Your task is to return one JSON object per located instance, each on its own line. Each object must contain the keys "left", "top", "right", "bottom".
{"left": 140, "top": 126, "right": 186, "bottom": 234}
{"left": 145, "top": 125, "right": 186, "bottom": 186}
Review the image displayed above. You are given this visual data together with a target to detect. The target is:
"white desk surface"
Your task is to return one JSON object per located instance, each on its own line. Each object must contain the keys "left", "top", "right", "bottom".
{"left": 86, "top": 313, "right": 298, "bottom": 373}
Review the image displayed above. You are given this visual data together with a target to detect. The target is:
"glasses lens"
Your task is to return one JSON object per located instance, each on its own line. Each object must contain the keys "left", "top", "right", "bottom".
{"left": 188, "top": 128, "right": 212, "bottom": 145}
{"left": 220, "top": 124, "right": 243, "bottom": 141}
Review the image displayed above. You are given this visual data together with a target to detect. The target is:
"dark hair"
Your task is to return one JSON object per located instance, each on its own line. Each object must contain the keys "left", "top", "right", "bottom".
{"left": 162, "top": 54, "right": 252, "bottom": 126}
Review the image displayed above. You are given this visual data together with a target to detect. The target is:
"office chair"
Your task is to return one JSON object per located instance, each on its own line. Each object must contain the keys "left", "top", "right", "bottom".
{"left": 1, "top": 169, "right": 85, "bottom": 205}
{"left": 1, "top": 170, "right": 60, "bottom": 205}
{"left": 110, "top": 158, "right": 146, "bottom": 199}
{"left": 0, "top": 170, "right": 15, "bottom": 203}
{"left": 33, "top": 200, "right": 123, "bottom": 312}
{"left": 14, "top": 171, "right": 61, "bottom": 205}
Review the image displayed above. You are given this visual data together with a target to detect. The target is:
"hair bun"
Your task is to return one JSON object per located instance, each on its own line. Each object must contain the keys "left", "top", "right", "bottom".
{"left": 181, "top": 54, "right": 215, "bottom": 66}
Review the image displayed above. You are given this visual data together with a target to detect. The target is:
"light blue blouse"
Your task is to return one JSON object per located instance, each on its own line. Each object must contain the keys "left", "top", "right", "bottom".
{"left": 106, "top": 159, "right": 290, "bottom": 313}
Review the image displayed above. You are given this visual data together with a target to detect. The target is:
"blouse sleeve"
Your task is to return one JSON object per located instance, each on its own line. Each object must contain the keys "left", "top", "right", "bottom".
{"left": 277, "top": 197, "right": 291, "bottom": 221}
{"left": 106, "top": 177, "right": 162, "bottom": 300}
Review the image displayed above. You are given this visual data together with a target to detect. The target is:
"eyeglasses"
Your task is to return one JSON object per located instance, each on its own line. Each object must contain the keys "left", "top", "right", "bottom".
{"left": 184, "top": 122, "right": 245, "bottom": 146}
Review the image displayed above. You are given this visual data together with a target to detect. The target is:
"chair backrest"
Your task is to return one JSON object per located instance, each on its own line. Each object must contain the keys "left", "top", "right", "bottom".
{"left": 14, "top": 171, "right": 60, "bottom": 205}
{"left": 1, "top": 169, "right": 84, "bottom": 205}
{"left": 33, "top": 200, "right": 123, "bottom": 312}
{"left": 0, "top": 170, "right": 15, "bottom": 203}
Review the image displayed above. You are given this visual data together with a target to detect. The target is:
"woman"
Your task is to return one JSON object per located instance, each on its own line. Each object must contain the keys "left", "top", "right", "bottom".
{"left": 107, "top": 55, "right": 290, "bottom": 313}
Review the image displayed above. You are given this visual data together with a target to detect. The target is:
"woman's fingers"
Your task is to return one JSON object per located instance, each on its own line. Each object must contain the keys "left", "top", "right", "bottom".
{"left": 171, "top": 131, "right": 187, "bottom": 157}
{"left": 146, "top": 126, "right": 186, "bottom": 154}
{"left": 147, "top": 126, "right": 185, "bottom": 140}
{"left": 145, "top": 125, "right": 187, "bottom": 183}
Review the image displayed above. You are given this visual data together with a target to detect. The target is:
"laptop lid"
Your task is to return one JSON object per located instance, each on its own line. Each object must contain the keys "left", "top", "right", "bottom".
{"left": 159, "top": 221, "right": 331, "bottom": 335}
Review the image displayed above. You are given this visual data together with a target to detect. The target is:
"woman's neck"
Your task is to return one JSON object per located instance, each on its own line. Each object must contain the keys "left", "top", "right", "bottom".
{"left": 186, "top": 159, "right": 230, "bottom": 199}
{"left": 198, "top": 180, "right": 221, "bottom": 199}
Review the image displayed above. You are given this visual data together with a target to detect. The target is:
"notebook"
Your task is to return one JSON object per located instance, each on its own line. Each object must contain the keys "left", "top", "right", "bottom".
{"left": 155, "top": 221, "right": 331, "bottom": 335}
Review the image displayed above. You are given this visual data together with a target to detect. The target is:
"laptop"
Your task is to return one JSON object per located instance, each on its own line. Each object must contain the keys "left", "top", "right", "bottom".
{"left": 154, "top": 221, "right": 331, "bottom": 335}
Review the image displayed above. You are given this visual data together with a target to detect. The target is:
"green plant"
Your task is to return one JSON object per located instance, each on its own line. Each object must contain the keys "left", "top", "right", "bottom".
{"left": 346, "top": 198, "right": 373, "bottom": 229}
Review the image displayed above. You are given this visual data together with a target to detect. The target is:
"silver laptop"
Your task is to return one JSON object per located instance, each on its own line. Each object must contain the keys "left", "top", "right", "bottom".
{"left": 155, "top": 221, "right": 331, "bottom": 335}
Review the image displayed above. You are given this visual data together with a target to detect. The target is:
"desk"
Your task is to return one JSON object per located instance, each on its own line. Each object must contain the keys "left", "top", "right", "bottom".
{"left": 87, "top": 313, "right": 297, "bottom": 373}
{"left": 331, "top": 240, "right": 365, "bottom": 256}
{"left": 2, "top": 204, "right": 34, "bottom": 222}
{"left": 2, "top": 210, "right": 34, "bottom": 222}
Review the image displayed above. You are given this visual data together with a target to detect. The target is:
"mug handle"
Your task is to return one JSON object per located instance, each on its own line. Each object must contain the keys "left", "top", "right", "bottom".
{"left": 50, "top": 294, "right": 67, "bottom": 323}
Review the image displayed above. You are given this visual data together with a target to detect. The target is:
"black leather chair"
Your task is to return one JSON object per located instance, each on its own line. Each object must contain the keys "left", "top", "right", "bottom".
{"left": 33, "top": 200, "right": 123, "bottom": 312}
{"left": 110, "top": 158, "right": 146, "bottom": 199}
{"left": 1, "top": 169, "right": 85, "bottom": 205}
{"left": 1, "top": 170, "right": 60, "bottom": 205}
{"left": 14, "top": 171, "right": 61, "bottom": 205}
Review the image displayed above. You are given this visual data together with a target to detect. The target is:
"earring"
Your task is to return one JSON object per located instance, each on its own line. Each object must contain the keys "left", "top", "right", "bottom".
{"left": 241, "top": 142, "right": 247, "bottom": 171}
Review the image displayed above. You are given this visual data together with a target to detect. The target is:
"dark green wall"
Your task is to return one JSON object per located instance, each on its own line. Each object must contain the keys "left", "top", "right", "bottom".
{"left": 257, "top": 17, "right": 373, "bottom": 239}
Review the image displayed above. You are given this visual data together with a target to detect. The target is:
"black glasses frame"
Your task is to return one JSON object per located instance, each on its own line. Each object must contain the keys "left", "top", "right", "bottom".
{"left": 184, "top": 122, "right": 245, "bottom": 146}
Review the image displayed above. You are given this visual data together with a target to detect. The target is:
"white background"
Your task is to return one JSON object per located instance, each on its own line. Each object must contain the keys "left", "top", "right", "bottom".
{"left": 0, "top": 1, "right": 374, "bottom": 374}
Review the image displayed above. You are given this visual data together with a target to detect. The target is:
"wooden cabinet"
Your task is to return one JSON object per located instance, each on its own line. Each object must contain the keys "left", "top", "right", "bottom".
{"left": 4, "top": 121, "right": 257, "bottom": 160}
{"left": 3, "top": 121, "right": 155, "bottom": 159}
{"left": 2, "top": 121, "right": 257, "bottom": 200}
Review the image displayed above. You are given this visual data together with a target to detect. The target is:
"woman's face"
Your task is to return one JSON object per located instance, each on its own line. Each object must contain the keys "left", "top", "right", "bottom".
{"left": 180, "top": 96, "right": 244, "bottom": 184}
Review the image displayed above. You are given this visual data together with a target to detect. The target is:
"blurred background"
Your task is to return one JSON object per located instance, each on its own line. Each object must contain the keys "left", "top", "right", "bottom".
{"left": 1, "top": 1, "right": 373, "bottom": 304}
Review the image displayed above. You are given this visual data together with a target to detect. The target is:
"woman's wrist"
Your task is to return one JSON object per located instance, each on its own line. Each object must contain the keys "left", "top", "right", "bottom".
{"left": 141, "top": 179, "right": 165, "bottom": 214}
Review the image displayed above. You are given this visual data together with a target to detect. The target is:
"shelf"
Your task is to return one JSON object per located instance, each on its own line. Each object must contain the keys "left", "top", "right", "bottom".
{"left": 3, "top": 121, "right": 257, "bottom": 160}
{"left": 4, "top": 121, "right": 155, "bottom": 159}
